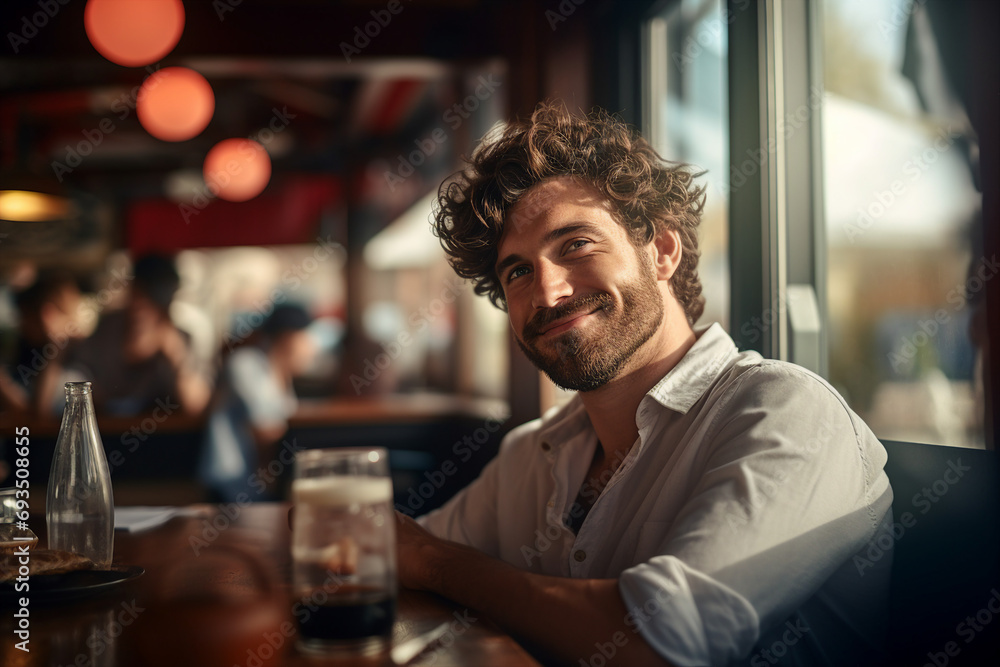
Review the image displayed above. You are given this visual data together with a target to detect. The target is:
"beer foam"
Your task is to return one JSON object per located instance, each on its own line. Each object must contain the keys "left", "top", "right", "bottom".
{"left": 293, "top": 476, "right": 393, "bottom": 507}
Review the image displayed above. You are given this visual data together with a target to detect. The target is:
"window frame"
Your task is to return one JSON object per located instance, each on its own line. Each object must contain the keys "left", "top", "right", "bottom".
{"left": 604, "top": 0, "right": 998, "bottom": 450}
{"left": 622, "top": 0, "right": 828, "bottom": 374}
{"left": 727, "top": 0, "right": 827, "bottom": 374}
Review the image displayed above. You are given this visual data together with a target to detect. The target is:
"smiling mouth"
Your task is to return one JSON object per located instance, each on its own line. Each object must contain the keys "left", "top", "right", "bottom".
{"left": 538, "top": 308, "right": 602, "bottom": 337}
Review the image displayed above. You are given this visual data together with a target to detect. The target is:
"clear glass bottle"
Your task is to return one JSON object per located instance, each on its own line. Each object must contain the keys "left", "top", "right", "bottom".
{"left": 46, "top": 381, "right": 114, "bottom": 566}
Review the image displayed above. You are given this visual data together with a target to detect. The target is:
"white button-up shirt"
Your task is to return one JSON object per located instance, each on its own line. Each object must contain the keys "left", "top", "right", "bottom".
{"left": 420, "top": 323, "right": 894, "bottom": 666}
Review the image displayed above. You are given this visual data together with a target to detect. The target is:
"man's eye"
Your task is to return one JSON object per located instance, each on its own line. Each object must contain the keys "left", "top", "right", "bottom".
{"left": 508, "top": 266, "right": 530, "bottom": 282}
{"left": 568, "top": 239, "right": 589, "bottom": 252}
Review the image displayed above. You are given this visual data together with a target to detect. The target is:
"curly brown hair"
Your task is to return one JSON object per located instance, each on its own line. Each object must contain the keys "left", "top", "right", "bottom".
{"left": 432, "top": 101, "right": 707, "bottom": 324}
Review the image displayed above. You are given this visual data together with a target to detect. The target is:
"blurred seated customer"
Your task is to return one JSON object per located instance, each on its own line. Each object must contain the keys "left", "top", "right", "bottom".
{"left": 199, "top": 304, "right": 316, "bottom": 502}
{"left": 0, "top": 272, "right": 84, "bottom": 414}
{"left": 38, "top": 254, "right": 210, "bottom": 416}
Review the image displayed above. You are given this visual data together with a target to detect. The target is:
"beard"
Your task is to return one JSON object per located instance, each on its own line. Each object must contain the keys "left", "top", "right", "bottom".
{"left": 515, "top": 257, "right": 664, "bottom": 392}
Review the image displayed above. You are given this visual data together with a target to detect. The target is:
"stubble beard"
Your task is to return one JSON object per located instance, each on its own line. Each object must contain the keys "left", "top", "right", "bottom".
{"left": 516, "top": 262, "right": 665, "bottom": 392}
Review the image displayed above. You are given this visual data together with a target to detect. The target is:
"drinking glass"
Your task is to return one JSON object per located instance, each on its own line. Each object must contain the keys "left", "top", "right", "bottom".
{"left": 291, "top": 448, "right": 396, "bottom": 656}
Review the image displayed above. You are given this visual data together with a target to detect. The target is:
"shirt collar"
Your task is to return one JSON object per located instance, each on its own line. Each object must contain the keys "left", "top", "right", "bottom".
{"left": 645, "top": 322, "right": 739, "bottom": 415}
{"left": 536, "top": 322, "right": 739, "bottom": 445}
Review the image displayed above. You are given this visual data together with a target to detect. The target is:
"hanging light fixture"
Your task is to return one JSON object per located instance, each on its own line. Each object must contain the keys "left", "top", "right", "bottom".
{"left": 0, "top": 190, "right": 70, "bottom": 222}
{"left": 0, "top": 170, "right": 72, "bottom": 223}
{"left": 203, "top": 139, "right": 272, "bottom": 202}
{"left": 84, "top": 0, "right": 185, "bottom": 68}
{"left": 137, "top": 67, "right": 215, "bottom": 142}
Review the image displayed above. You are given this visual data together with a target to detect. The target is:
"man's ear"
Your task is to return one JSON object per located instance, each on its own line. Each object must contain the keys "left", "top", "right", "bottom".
{"left": 650, "top": 226, "right": 683, "bottom": 281}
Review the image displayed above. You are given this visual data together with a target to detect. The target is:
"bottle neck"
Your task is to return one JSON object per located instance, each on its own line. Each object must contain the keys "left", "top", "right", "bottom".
{"left": 65, "top": 381, "right": 93, "bottom": 399}
{"left": 62, "top": 383, "right": 98, "bottom": 430}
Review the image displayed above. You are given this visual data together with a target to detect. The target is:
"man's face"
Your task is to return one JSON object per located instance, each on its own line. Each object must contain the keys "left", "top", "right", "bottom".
{"left": 40, "top": 284, "right": 83, "bottom": 342}
{"left": 496, "top": 176, "right": 665, "bottom": 392}
{"left": 279, "top": 329, "right": 318, "bottom": 377}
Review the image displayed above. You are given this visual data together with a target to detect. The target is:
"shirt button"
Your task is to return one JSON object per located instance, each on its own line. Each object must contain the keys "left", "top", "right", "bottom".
{"left": 540, "top": 441, "right": 551, "bottom": 452}
{"left": 547, "top": 500, "right": 555, "bottom": 508}
{"left": 574, "top": 549, "right": 586, "bottom": 562}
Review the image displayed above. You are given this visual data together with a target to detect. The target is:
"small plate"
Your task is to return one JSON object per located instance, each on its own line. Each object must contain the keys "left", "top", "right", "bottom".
{"left": 0, "top": 565, "right": 144, "bottom": 604}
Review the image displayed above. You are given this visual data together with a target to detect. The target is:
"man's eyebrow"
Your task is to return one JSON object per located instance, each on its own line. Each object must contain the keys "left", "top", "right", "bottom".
{"left": 495, "top": 253, "right": 524, "bottom": 279}
{"left": 495, "top": 222, "right": 602, "bottom": 277}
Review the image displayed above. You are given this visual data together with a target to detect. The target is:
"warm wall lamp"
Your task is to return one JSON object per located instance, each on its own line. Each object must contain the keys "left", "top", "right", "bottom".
{"left": 0, "top": 171, "right": 72, "bottom": 223}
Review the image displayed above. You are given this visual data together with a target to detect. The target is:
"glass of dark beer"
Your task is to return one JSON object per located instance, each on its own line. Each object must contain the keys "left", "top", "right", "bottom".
{"left": 291, "top": 448, "right": 396, "bottom": 656}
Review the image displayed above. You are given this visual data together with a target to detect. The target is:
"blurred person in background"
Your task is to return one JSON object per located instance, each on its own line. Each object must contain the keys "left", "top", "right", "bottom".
{"left": 0, "top": 272, "right": 84, "bottom": 414}
{"left": 199, "top": 303, "right": 316, "bottom": 502}
{"left": 37, "top": 254, "right": 211, "bottom": 417}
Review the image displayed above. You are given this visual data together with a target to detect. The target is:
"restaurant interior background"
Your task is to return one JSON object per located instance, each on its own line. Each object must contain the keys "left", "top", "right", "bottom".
{"left": 0, "top": 0, "right": 997, "bottom": 510}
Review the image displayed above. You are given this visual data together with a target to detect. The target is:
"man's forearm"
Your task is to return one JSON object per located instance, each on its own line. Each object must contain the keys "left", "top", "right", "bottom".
{"left": 410, "top": 535, "right": 671, "bottom": 666}
{"left": 160, "top": 328, "right": 210, "bottom": 415}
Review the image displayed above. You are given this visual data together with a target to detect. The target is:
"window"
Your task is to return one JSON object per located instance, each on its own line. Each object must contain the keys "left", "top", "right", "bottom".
{"left": 822, "top": 0, "right": 983, "bottom": 447}
{"left": 642, "top": 0, "right": 730, "bottom": 331}
{"left": 640, "top": 0, "right": 986, "bottom": 447}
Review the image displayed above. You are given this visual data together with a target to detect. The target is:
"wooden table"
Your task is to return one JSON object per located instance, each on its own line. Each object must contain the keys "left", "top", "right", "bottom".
{"left": 0, "top": 503, "right": 541, "bottom": 667}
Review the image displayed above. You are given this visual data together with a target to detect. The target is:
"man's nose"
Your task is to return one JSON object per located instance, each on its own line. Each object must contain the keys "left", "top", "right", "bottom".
{"left": 531, "top": 260, "right": 572, "bottom": 309}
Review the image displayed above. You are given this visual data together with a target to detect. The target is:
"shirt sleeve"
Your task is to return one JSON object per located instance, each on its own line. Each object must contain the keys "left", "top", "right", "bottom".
{"left": 618, "top": 363, "right": 892, "bottom": 666}
{"left": 416, "top": 441, "right": 504, "bottom": 558}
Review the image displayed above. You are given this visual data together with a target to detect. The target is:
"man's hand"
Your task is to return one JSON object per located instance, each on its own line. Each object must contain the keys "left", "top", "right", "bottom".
{"left": 395, "top": 511, "right": 443, "bottom": 592}
{"left": 159, "top": 322, "right": 190, "bottom": 368}
{"left": 157, "top": 323, "right": 211, "bottom": 415}
{"left": 392, "top": 512, "right": 670, "bottom": 666}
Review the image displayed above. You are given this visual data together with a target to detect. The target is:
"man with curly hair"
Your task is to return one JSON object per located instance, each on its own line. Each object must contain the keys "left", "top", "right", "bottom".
{"left": 395, "top": 103, "right": 893, "bottom": 666}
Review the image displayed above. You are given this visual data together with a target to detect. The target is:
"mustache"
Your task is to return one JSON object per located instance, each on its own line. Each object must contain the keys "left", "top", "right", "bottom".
{"left": 522, "top": 292, "right": 613, "bottom": 341}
